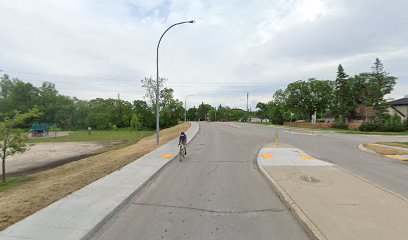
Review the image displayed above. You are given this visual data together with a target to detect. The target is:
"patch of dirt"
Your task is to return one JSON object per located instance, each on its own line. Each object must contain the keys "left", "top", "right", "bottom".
{"left": 6, "top": 142, "right": 121, "bottom": 176}
{"left": 0, "top": 122, "right": 190, "bottom": 230}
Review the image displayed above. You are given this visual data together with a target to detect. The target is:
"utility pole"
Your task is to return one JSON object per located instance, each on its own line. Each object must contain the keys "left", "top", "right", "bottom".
{"left": 247, "top": 92, "right": 249, "bottom": 113}
{"left": 247, "top": 92, "right": 249, "bottom": 122}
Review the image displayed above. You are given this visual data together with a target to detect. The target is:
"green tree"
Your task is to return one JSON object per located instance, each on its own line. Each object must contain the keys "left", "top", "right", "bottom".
{"left": 186, "top": 107, "right": 198, "bottom": 121}
{"left": 133, "top": 100, "right": 155, "bottom": 128}
{"left": 266, "top": 90, "right": 288, "bottom": 124}
{"left": 141, "top": 76, "right": 166, "bottom": 107}
{"left": 367, "top": 58, "right": 397, "bottom": 117}
{"left": 256, "top": 102, "right": 269, "bottom": 122}
{"left": 230, "top": 108, "right": 246, "bottom": 121}
{"left": 334, "top": 64, "right": 357, "bottom": 121}
{"left": 159, "top": 88, "right": 184, "bottom": 128}
{"left": 1, "top": 108, "right": 41, "bottom": 182}
{"left": 197, "top": 102, "right": 214, "bottom": 121}
{"left": 285, "top": 78, "right": 333, "bottom": 121}
{"left": 0, "top": 75, "right": 38, "bottom": 119}
{"left": 130, "top": 114, "right": 142, "bottom": 140}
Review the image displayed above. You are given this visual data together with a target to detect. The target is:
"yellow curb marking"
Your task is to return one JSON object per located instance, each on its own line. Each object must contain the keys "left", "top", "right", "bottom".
{"left": 160, "top": 154, "right": 175, "bottom": 159}
{"left": 298, "top": 154, "right": 314, "bottom": 160}
{"left": 262, "top": 153, "right": 273, "bottom": 159}
{"left": 385, "top": 155, "right": 408, "bottom": 161}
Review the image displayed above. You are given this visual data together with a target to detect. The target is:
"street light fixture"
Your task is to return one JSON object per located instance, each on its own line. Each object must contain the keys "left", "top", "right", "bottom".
{"left": 184, "top": 95, "right": 193, "bottom": 122}
{"left": 156, "top": 20, "right": 195, "bottom": 145}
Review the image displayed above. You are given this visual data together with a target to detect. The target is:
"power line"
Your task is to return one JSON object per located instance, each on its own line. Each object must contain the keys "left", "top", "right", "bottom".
{"left": 4, "top": 70, "right": 288, "bottom": 86}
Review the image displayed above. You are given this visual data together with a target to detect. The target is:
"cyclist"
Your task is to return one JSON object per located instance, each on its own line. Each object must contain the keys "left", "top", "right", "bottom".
{"left": 178, "top": 132, "right": 187, "bottom": 155}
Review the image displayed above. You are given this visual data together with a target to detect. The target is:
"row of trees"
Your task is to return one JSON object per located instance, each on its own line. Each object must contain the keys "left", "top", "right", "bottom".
{"left": 256, "top": 58, "right": 399, "bottom": 128}
{"left": 0, "top": 74, "right": 185, "bottom": 130}
{"left": 186, "top": 102, "right": 247, "bottom": 122}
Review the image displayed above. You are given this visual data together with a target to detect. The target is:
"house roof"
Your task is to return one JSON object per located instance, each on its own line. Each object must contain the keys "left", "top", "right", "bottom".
{"left": 388, "top": 97, "right": 408, "bottom": 106}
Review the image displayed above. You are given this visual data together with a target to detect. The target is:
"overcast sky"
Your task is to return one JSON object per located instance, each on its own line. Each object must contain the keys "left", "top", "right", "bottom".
{"left": 0, "top": 0, "right": 407, "bottom": 110}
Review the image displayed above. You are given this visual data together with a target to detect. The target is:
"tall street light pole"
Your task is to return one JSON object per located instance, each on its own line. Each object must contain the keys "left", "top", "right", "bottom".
{"left": 185, "top": 95, "right": 193, "bottom": 122}
{"left": 156, "top": 20, "right": 195, "bottom": 145}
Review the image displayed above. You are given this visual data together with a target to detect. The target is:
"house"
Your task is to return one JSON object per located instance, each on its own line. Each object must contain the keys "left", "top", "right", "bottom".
{"left": 387, "top": 97, "right": 408, "bottom": 121}
{"left": 355, "top": 105, "right": 377, "bottom": 119}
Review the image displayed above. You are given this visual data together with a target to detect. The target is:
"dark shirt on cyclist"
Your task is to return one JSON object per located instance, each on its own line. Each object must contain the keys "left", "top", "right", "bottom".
{"left": 179, "top": 133, "right": 187, "bottom": 145}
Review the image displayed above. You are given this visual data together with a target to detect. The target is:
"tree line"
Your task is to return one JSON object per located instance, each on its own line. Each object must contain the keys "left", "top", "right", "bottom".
{"left": 256, "top": 58, "right": 405, "bottom": 131}
{"left": 0, "top": 74, "right": 184, "bottom": 130}
{"left": 186, "top": 102, "right": 247, "bottom": 122}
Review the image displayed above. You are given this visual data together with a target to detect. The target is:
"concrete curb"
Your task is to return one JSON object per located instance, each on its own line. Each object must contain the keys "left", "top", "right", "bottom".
{"left": 358, "top": 143, "right": 408, "bottom": 162}
{"left": 0, "top": 122, "right": 200, "bottom": 240}
{"left": 256, "top": 149, "right": 327, "bottom": 240}
{"left": 357, "top": 143, "right": 378, "bottom": 155}
{"left": 84, "top": 122, "right": 201, "bottom": 239}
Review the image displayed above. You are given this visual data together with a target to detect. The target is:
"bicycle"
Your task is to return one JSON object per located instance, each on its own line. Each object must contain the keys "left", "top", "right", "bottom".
{"left": 179, "top": 143, "right": 186, "bottom": 161}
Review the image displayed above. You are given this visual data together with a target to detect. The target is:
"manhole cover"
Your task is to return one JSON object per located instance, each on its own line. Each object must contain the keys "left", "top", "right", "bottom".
{"left": 300, "top": 175, "right": 320, "bottom": 183}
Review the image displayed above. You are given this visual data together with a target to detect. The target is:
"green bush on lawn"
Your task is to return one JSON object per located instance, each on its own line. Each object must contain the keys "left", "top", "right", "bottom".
{"left": 359, "top": 114, "right": 406, "bottom": 132}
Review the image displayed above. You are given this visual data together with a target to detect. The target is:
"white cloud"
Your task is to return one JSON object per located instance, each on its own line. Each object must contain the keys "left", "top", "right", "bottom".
{"left": 0, "top": 0, "right": 407, "bottom": 109}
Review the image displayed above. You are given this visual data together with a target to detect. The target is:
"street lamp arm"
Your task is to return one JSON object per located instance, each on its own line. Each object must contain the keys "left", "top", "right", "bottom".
{"left": 155, "top": 20, "right": 195, "bottom": 145}
{"left": 157, "top": 21, "right": 195, "bottom": 53}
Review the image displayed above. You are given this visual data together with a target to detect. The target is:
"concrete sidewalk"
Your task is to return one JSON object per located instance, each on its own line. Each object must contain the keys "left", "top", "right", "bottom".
{"left": 0, "top": 122, "right": 199, "bottom": 240}
{"left": 258, "top": 145, "right": 408, "bottom": 240}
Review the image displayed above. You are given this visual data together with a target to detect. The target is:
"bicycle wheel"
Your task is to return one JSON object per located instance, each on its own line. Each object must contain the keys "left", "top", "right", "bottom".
{"left": 179, "top": 146, "right": 183, "bottom": 161}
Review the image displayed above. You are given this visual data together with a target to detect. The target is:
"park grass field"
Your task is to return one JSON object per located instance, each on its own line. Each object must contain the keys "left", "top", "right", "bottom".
{"left": 27, "top": 129, "right": 154, "bottom": 143}
{"left": 0, "top": 122, "right": 190, "bottom": 230}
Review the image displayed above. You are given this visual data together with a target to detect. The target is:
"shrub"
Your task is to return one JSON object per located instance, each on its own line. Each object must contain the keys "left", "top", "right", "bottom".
{"left": 383, "top": 114, "right": 405, "bottom": 132}
{"left": 332, "top": 120, "right": 348, "bottom": 129}
{"left": 359, "top": 114, "right": 406, "bottom": 132}
{"left": 359, "top": 121, "right": 383, "bottom": 131}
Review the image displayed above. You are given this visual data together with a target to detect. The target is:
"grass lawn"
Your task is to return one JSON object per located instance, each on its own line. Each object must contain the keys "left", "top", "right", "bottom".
{"left": 27, "top": 130, "right": 154, "bottom": 143}
{"left": 0, "top": 177, "right": 34, "bottom": 192}
{"left": 363, "top": 143, "right": 408, "bottom": 155}
{"left": 251, "top": 122, "right": 408, "bottom": 135}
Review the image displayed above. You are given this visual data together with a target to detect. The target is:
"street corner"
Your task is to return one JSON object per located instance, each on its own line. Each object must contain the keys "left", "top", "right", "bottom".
{"left": 257, "top": 147, "right": 333, "bottom": 167}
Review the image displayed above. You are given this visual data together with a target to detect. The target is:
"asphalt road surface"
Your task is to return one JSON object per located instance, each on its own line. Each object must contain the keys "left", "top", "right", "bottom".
{"left": 240, "top": 123, "right": 408, "bottom": 198}
{"left": 90, "top": 122, "right": 408, "bottom": 239}
{"left": 90, "top": 122, "right": 310, "bottom": 240}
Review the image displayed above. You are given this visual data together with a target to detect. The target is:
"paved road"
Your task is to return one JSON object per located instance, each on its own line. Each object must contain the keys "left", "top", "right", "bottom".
{"left": 90, "top": 122, "right": 309, "bottom": 240}
{"left": 236, "top": 123, "right": 408, "bottom": 198}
